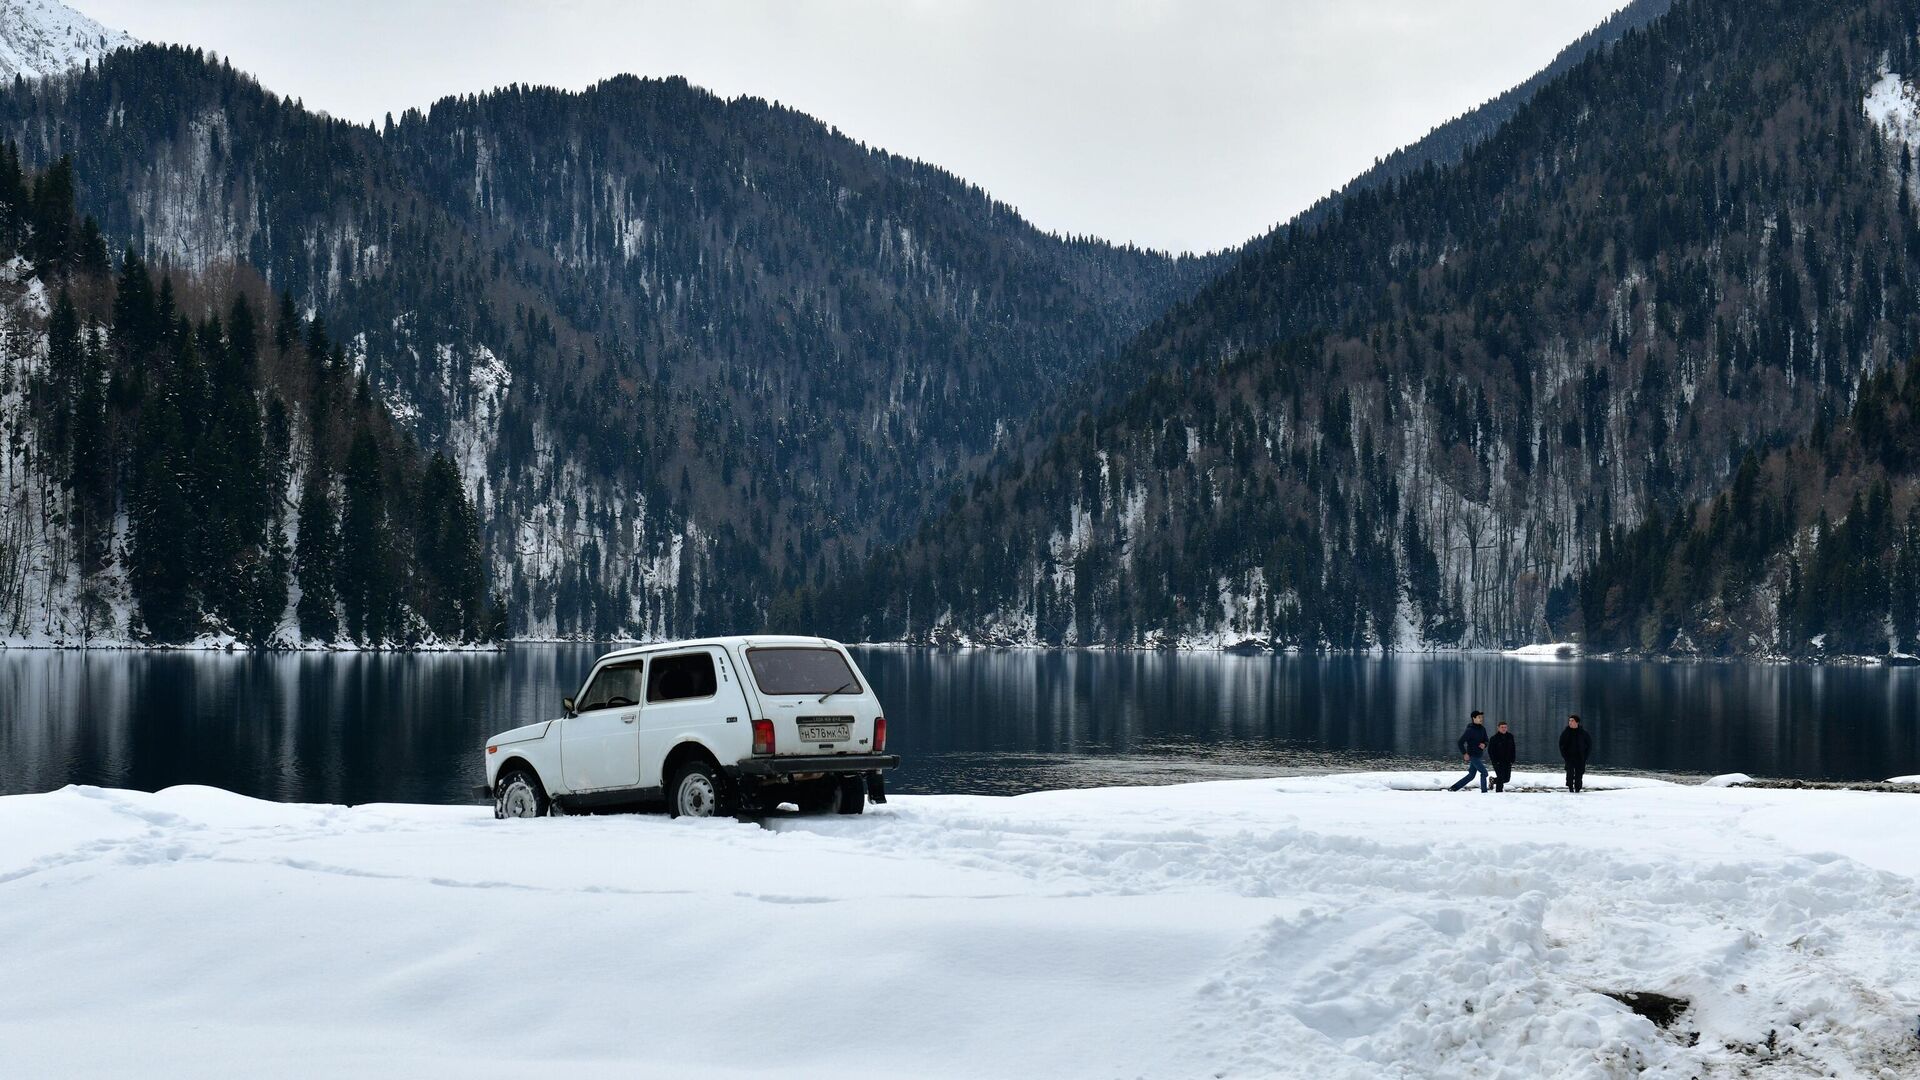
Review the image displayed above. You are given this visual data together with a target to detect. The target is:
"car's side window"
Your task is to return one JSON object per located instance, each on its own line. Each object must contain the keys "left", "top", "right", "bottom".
{"left": 647, "top": 652, "right": 717, "bottom": 703}
{"left": 578, "top": 660, "right": 646, "bottom": 712}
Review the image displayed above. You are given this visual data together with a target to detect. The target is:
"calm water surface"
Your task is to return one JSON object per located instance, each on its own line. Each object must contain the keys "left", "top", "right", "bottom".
{"left": 3, "top": 646, "right": 1917, "bottom": 804}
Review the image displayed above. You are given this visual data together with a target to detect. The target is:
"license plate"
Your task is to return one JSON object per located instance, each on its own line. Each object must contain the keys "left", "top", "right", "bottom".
{"left": 799, "top": 723, "right": 850, "bottom": 742}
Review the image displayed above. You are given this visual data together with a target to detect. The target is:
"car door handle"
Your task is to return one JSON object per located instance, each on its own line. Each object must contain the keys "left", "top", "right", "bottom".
{"left": 623, "top": 716, "right": 636, "bottom": 724}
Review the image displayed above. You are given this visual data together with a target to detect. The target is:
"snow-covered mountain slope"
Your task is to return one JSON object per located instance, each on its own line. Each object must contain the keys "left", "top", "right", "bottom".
{"left": 852, "top": 0, "right": 1920, "bottom": 653}
{"left": 0, "top": 145, "right": 498, "bottom": 649}
{"left": 0, "top": 53, "right": 1222, "bottom": 643}
{"left": 3, "top": 774, "right": 1916, "bottom": 1077}
{"left": 0, "top": 0, "right": 133, "bottom": 80}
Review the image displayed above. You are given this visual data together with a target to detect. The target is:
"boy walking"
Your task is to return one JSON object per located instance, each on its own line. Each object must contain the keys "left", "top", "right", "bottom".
{"left": 1488, "top": 720, "right": 1517, "bottom": 792}
{"left": 1448, "top": 710, "right": 1491, "bottom": 792}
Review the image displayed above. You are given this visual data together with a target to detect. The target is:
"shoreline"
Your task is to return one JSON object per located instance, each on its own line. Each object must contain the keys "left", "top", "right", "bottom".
{"left": 10, "top": 635, "right": 1920, "bottom": 667}
{"left": 0, "top": 637, "right": 506, "bottom": 654}
{"left": 13, "top": 766, "right": 1920, "bottom": 805}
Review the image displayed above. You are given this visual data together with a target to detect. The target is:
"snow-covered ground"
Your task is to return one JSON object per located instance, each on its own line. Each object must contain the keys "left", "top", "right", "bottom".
{"left": 3, "top": 774, "right": 1916, "bottom": 1078}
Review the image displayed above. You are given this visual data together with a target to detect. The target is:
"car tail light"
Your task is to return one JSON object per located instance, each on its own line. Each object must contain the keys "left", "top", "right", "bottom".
{"left": 752, "top": 719, "right": 775, "bottom": 755}
{"left": 872, "top": 716, "right": 886, "bottom": 753}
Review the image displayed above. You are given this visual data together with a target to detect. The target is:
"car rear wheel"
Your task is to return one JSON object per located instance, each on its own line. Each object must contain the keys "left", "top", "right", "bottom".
{"left": 494, "top": 767, "right": 550, "bottom": 819}
{"left": 793, "top": 780, "right": 838, "bottom": 814}
{"left": 669, "top": 759, "right": 731, "bottom": 819}
{"left": 833, "top": 774, "right": 866, "bottom": 815}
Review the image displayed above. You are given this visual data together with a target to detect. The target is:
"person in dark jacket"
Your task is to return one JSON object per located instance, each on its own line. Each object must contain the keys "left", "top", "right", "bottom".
{"left": 1559, "top": 714, "right": 1593, "bottom": 792}
{"left": 1488, "top": 720, "right": 1517, "bottom": 792}
{"left": 1448, "top": 710, "right": 1491, "bottom": 792}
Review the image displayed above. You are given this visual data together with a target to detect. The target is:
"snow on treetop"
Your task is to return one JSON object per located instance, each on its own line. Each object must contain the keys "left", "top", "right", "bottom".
{"left": 0, "top": 0, "right": 136, "bottom": 81}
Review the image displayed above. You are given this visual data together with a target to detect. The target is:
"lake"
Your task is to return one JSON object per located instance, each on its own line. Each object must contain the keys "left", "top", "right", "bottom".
{"left": 3, "top": 646, "right": 1917, "bottom": 804}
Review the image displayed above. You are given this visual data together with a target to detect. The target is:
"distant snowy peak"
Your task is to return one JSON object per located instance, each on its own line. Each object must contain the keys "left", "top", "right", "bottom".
{"left": 0, "top": 0, "right": 134, "bottom": 81}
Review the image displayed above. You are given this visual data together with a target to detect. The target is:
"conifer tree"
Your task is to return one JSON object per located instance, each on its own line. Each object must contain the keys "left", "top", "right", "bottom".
{"left": 76, "top": 216, "right": 109, "bottom": 275}
{"left": 111, "top": 249, "right": 157, "bottom": 361}
{"left": 414, "top": 452, "right": 485, "bottom": 640}
{"left": 274, "top": 292, "right": 299, "bottom": 355}
{"left": 295, "top": 450, "right": 340, "bottom": 642}
{"left": 0, "top": 141, "right": 25, "bottom": 249}
{"left": 1894, "top": 509, "right": 1920, "bottom": 653}
{"left": 338, "top": 425, "right": 389, "bottom": 642}
{"left": 69, "top": 332, "right": 110, "bottom": 569}
{"left": 42, "top": 288, "right": 82, "bottom": 468}
{"left": 26, "top": 156, "right": 74, "bottom": 274}
{"left": 202, "top": 300, "right": 273, "bottom": 629}
{"left": 127, "top": 334, "right": 200, "bottom": 641}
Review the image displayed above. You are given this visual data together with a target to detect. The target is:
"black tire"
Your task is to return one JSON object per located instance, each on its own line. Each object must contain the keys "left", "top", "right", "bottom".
{"left": 794, "top": 781, "right": 838, "bottom": 815}
{"left": 668, "top": 758, "right": 732, "bottom": 819}
{"left": 494, "top": 766, "right": 551, "bottom": 819}
{"left": 834, "top": 774, "right": 866, "bottom": 815}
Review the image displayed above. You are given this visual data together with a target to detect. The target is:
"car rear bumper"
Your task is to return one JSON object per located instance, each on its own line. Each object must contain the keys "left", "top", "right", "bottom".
{"left": 728, "top": 753, "right": 900, "bottom": 778}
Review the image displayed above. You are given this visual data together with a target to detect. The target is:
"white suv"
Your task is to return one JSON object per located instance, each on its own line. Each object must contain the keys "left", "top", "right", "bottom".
{"left": 482, "top": 636, "right": 897, "bottom": 819}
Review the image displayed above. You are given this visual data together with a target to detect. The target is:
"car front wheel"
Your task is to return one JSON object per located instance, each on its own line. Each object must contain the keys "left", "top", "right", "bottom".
{"left": 668, "top": 759, "right": 731, "bottom": 819}
{"left": 494, "top": 767, "right": 550, "bottom": 819}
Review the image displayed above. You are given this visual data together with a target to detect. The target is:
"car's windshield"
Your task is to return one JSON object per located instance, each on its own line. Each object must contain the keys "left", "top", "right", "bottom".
{"left": 746, "top": 647, "right": 862, "bottom": 697}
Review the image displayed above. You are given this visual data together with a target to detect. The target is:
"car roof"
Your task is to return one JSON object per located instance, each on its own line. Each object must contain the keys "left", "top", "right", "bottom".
{"left": 594, "top": 635, "right": 841, "bottom": 664}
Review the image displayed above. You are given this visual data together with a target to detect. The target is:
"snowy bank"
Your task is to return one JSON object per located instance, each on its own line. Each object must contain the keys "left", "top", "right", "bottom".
{"left": 1503, "top": 641, "right": 1580, "bottom": 660}
{"left": 3, "top": 775, "right": 1917, "bottom": 1078}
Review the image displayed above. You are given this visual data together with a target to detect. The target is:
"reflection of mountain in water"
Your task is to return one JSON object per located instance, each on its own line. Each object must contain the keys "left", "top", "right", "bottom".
{"left": 4, "top": 648, "right": 1917, "bottom": 803}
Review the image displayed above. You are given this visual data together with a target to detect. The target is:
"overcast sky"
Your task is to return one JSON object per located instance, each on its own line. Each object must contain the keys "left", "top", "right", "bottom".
{"left": 81, "top": 0, "right": 1631, "bottom": 254}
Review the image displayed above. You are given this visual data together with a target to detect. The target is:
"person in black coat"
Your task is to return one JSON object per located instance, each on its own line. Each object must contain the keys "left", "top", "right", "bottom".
{"left": 1488, "top": 720, "right": 1517, "bottom": 792}
{"left": 1559, "top": 714, "right": 1594, "bottom": 793}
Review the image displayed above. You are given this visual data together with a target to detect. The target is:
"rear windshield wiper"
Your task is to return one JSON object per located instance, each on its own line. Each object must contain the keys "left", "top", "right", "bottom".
{"left": 818, "top": 680, "right": 855, "bottom": 703}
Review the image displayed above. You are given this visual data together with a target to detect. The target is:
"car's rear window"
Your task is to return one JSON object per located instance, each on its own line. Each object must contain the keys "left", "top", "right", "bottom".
{"left": 648, "top": 652, "right": 717, "bottom": 702}
{"left": 746, "top": 647, "right": 862, "bottom": 696}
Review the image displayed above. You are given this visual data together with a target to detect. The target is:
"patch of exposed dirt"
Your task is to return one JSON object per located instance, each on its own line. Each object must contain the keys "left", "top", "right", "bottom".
{"left": 1733, "top": 779, "right": 1920, "bottom": 794}
{"left": 1602, "top": 990, "right": 1690, "bottom": 1029}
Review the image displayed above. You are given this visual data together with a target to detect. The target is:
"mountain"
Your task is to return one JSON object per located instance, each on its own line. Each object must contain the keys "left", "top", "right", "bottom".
{"left": 1290, "top": 0, "right": 1674, "bottom": 233}
{"left": 0, "top": 148, "right": 496, "bottom": 646}
{"left": 0, "top": 47, "right": 1221, "bottom": 641}
{"left": 832, "top": 0, "right": 1920, "bottom": 651}
{"left": 0, "top": 0, "right": 132, "bottom": 80}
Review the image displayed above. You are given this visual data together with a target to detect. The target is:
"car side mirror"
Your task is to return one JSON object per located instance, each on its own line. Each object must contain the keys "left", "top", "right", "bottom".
{"left": 561, "top": 696, "right": 576, "bottom": 717}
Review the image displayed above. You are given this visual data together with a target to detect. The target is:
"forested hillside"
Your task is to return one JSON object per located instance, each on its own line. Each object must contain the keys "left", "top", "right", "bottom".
{"left": 0, "top": 48, "right": 1219, "bottom": 640}
{"left": 1574, "top": 355, "right": 1920, "bottom": 658}
{"left": 0, "top": 148, "right": 496, "bottom": 646}
{"left": 14, "top": 0, "right": 1911, "bottom": 656}
{"left": 831, "top": 0, "right": 1920, "bottom": 652}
